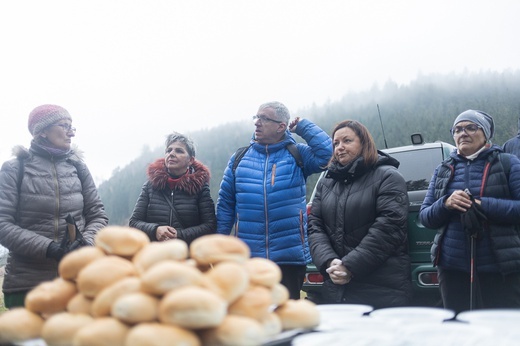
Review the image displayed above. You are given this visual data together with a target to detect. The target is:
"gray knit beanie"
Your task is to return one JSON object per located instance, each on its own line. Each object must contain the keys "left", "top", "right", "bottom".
{"left": 28, "top": 104, "right": 72, "bottom": 136}
{"left": 453, "top": 109, "right": 494, "bottom": 141}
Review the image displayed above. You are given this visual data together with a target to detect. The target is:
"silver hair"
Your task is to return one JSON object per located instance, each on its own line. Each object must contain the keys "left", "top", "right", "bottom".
{"left": 258, "top": 101, "right": 290, "bottom": 123}
{"left": 165, "top": 132, "right": 196, "bottom": 157}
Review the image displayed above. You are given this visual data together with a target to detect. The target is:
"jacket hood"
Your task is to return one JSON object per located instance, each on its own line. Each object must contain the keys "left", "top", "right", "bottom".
{"left": 12, "top": 143, "right": 83, "bottom": 161}
{"left": 326, "top": 150, "right": 399, "bottom": 182}
{"left": 147, "top": 158, "right": 210, "bottom": 195}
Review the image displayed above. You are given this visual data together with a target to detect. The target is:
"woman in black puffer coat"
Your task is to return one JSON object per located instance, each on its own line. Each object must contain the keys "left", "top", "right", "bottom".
{"left": 129, "top": 132, "right": 216, "bottom": 245}
{"left": 308, "top": 120, "right": 412, "bottom": 308}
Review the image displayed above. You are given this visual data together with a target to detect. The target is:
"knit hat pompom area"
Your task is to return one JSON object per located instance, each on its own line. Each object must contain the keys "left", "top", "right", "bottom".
{"left": 28, "top": 104, "right": 72, "bottom": 136}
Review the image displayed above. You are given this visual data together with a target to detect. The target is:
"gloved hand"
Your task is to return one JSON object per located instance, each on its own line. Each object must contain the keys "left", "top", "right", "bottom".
{"left": 461, "top": 194, "right": 487, "bottom": 238}
{"left": 46, "top": 241, "right": 66, "bottom": 262}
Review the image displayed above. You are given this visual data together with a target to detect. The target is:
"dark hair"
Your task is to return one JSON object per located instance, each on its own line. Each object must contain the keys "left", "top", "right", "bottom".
{"left": 331, "top": 120, "right": 378, "bottom": 166}
{"left": 164, "top": 132, "right": 196, "bottom": 157}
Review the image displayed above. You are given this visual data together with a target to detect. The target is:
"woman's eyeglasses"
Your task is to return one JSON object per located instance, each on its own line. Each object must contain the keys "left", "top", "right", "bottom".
{"left": 450, "top": 124, "right": 481, "bottom": 136}
{"left": 53, "top": 124, "right": 77, "bottom": 133}
{"left": 252, "top": 115, "right": 283, "bottom": 124}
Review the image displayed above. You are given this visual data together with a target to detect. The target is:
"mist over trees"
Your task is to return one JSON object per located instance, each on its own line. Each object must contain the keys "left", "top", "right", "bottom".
{"left": 98, "top": 70, "right": 520, "bottom": 225}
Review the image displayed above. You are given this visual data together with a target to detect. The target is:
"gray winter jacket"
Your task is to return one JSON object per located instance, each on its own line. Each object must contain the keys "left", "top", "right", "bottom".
{"left": 0, "top": 142, "right": 108, "bottom": 293}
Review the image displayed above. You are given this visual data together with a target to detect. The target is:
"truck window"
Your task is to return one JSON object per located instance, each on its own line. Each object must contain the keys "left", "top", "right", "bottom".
{"left": 389, "top": 148, "right": 444, "bottom": 192}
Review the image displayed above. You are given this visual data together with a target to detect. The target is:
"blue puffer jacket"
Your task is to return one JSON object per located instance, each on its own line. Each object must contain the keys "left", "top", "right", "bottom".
{"left": 216, "top": 119, "right": 332, "bottom": 265}
{"left": 420, "top": 145, "right": 520, "bottom": 274}
{"left": 503, "top": 118, "right": 520, "bottom": 157}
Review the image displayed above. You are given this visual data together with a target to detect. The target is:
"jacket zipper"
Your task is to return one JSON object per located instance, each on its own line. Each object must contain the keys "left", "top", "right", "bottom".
{"left": 264, "top": 146, "right": 270, "bottom": 259}
{"left": 52, "top": 158, "right": 60, "bottom": 242}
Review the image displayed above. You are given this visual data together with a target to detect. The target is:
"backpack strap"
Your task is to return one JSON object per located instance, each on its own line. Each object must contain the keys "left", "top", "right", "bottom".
{"left": 232, "top": 143, "right": 304, "bottom": 177}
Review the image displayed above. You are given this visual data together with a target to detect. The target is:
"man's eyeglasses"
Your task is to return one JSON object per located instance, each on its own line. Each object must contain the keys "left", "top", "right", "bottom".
{"left": 450, "top": 124, "right": 481, "bottom": 136}
{"left": 252, "top": 115, "right": 283, "bottom": 124}
{"left": 53, "top": 124, "right": 77, "bottom": 133}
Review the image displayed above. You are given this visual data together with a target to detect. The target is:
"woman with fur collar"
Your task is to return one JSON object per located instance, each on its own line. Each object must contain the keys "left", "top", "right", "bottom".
{"left": 129, "top": 132, "right": 216, "bottom": 245}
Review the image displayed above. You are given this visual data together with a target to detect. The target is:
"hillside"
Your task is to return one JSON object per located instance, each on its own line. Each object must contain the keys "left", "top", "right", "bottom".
{"left": 98, "top": 70, "right": 520, "bottom": 225}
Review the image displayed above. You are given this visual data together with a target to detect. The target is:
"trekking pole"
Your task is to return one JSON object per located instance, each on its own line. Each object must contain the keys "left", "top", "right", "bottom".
{"left": 469, "top": 234, "right": 476, "bottom": 310}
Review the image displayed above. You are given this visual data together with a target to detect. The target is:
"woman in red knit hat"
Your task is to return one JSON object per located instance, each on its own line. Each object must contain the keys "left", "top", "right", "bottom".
{"left": 0, "top": 104, "right": 108, "bottom": 308}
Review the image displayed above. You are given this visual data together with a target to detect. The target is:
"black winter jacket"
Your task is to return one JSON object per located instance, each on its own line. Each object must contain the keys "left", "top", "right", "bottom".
{"left": 129, "top": 159, "right": 216, "bottom": 245}
{"left": 308, "top": 152, "right": 412, "bottom": 308}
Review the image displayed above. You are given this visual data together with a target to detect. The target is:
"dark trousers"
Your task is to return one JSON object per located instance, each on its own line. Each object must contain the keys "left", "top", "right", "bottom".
{"left": 279, "top": 264, "right": 306, "bottom": 300}
{"left": 438, "top": 267, "right": 520, "bottom": 314}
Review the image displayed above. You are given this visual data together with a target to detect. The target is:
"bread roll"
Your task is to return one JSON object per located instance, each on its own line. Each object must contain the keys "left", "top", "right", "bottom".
{"left": 67, "top": 293, "right": 93, "bottom": 315}
{"left": 270, "top": 282, "right": 290, "bottom": 307}
{"left": 25, "top": 277, "right": 77, "bottom": 314}
{"left": 95, "top": 226, "right": 150, "bottom": 257}
{"left": 111, "top": 292, "right": 159, "bottom": 324}
{"left": 201, "top": 261, "right": 249, "bottom": 303}
{"left": 140, "top": 260, "right": 202, "bottom": 296}
{"left": 261, "top": 312, "right": 283, "bottom": 337}
{"left": 189, "top": 234, "right": 250, "bottom": 265}
{"left": 132, "top": 239, "right": 189, "bottom": 274}
{"left": 73, "top": 317, "right": 130, "bottom": 346}
{"left": 42, "top": 312, "right": 94, "bottom": 346}
{"left": 58, "top": 246, "right": 105, "bottom": 280}
{"left": 76, "top": 255, "right": 137, "bottom": 298}
{"left": 91, "top": 277, "right": 141, "bottom": 317}
{"left": 274, "top": 299, "right": 320, "bottom": 330}
{"left": 159, "top": 286, "right": 227, "bottom": 329}
{"left": 228, "top": 285, "right": 272, "bottom": 321}
{"left": 126, "top": 323, "right": 201, "bottom": 346}
{"left": 199, "top": 315, "right": 266, "bottom": 346}
{"left": 244, "top": 257, "right": 282, "bottom": 288}
{"left": 0, "top": 307, "right": 44, "bottom": 344}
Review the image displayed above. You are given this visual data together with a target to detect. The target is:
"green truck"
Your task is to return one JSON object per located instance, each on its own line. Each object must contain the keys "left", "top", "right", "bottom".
{"left": 303, "top": 135, "right": 456, "bottom": 306}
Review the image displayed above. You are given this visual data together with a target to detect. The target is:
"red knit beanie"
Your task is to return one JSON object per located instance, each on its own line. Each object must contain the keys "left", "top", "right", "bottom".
{"left": 28, "top": 104, "right": 72, "bottom": 136}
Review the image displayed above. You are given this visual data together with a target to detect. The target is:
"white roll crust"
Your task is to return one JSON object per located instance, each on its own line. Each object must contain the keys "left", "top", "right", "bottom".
{"left": 58, "top": 246, "right": 106, "bottom": 281}
{"left": 67, "top": 293, "right": 93, "bottom": 315}
{"left": 244, "top": 257, "right": 282, "bottom": 288}
{"left": 42, "top": 312, "right": 94, "bottom": 346}
{"left": 111, "top": 292, "right": 159, "bottom": 324}
{"left": 200, "top": 315, "right": 266, "bottom": 346}
{"left": 189, "top": 234, "right": 250, "bottom": 265}
{"left": 76, "top": 256, "right": 137, "bottom": 298}
{"left": 0, "top": 308, "right": 45, "bottom": 344}
{"left": 126, "top": 323, "right": 201, "bottom": 346}
{"left": 261, "top": 312, "right": 283, "bottom": 337}
{"left": 228, "top": 285, "right": 273, "bottom": 321}
{"left": 274, "top": 299, "right": 321, "bottom": 330}
{"left": 202, "top": 261, "right": 249, "bottom": 303}
{"left": 73, "top": 317, "right": 130, "bottom": 346}
{"left": 159, "top": 286, "right": 227, "bottom": 329}
{"left": 270, "top": 283, "right": 290, "bottom": 307}
{"left": 140, "top": 260, "right": 203, "bottom": 296}
{"left": 132, "top": 239, "right": 189, "bottom": 274}
{"left": 25, "top": 277, "right": 77, "bottom": 314}
{"left": 95, "top": 226, "right": 150, "bottom": 257}
{"left": 91, "top": 277, "right": 142, "bottom": 317}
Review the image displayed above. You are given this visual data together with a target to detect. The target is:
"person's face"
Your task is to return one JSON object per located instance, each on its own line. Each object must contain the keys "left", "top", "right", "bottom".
{"left": 40, "top": 120, "right": 75, "bottom": 150}
{"left": 253, "top": 107, "right": 286, "bottom": 145}
{"left": 164, "top": 141, "right": 194, "bottom": 176}
{"left": 333, "top": 126, "right": 362, "bottom": 166}
{"left": 452, "top": 121, "right": 486, "bottom": 157}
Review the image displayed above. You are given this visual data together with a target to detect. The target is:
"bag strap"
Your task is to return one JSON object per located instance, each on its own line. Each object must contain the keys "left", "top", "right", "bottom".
{"left": 161, "top": 190, "right": 185, "bottom": 229}
{"left": 232, "top": 143, "right": 304, "bottom": 177}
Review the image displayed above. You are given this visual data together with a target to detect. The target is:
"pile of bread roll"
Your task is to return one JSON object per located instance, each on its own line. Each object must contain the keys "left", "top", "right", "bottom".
{"left": 0, "top": 227, "right": 320, "bottom": 346}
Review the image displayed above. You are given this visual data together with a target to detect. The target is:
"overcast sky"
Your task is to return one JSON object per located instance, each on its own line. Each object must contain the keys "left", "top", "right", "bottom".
{"left": 1, "top": 0, "right": 519, "bottom": 184}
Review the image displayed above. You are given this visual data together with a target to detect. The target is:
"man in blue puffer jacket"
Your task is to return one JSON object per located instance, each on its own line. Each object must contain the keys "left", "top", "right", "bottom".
{"left": 216, "top": 101, "right": 332, "bottom": 299}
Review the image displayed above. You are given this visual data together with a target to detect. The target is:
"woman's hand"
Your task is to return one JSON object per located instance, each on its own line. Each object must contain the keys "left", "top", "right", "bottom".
{"left": 326, "top": 258, "right": 353, "bottom": 285}
{"left": 156, "top": 226, "right": 177, "bottom": 241}
{"left": 445, "top": 189, "right": 473, "bottom": 212}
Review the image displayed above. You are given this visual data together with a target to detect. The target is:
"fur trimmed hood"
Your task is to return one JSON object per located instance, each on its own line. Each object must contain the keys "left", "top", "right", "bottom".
{"left": 147, "top": 158, "right": 211, "bottom": 195}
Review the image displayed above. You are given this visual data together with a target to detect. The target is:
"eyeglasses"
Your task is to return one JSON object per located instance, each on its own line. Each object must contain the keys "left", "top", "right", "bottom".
{"left": 53, "top": 124, "right": 76, "bottom": 133}
{"left": 450, "top": 124, "right": 481, "bottom": 136}
{"left": 252, "top": 114, "right": 283, "bottom": 124}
